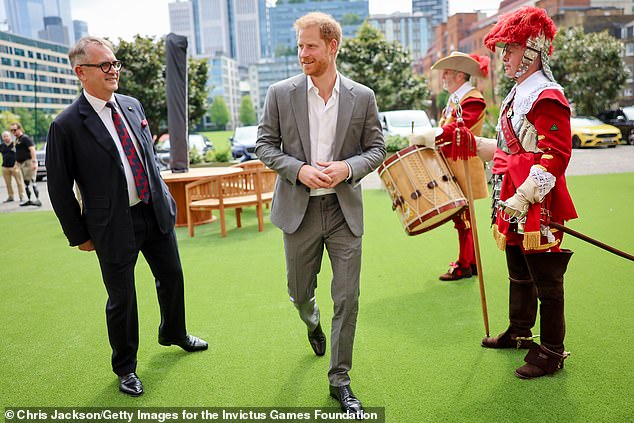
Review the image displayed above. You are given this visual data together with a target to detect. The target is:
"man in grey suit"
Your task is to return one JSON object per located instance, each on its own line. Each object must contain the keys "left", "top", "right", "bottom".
{"left": 255, "top": 12, "right": 385, "bottom": 414}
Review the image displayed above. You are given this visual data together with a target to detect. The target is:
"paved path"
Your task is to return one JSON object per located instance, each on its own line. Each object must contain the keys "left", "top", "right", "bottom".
{"left": 2, "top": 145, "right": 633, "bottom": 214}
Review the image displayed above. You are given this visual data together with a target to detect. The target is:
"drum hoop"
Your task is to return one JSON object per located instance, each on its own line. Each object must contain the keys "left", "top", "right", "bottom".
{"left": 406, "top": 201, "right": 467, "bottom": 235}
{"left": 379, "top": 144, "right": 431, "bottom": 173}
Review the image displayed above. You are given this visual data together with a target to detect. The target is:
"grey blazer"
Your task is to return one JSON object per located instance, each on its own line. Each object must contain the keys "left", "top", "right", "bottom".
{"left": 255, "top": 73, "right": 385, "bottom": 236}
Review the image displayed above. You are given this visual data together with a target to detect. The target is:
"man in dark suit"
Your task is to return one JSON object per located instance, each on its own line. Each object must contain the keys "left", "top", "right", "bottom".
{"left": 255, "top": 12, "right": 385, "bottom": 414}
{"left": 46, "top": 36, "right": 207, "bottom": 397}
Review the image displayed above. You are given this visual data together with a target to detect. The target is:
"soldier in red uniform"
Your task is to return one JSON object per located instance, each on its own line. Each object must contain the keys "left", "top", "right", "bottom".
{"left": 431, "top": 52, "right": 490, "bottom": 281}
{"left": 480, "top": 7, "right": 578, "bottom": 379}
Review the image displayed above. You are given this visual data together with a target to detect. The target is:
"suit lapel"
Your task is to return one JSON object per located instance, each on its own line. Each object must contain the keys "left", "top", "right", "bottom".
{"left": 79, "top": 93, "right": 121, "bottom": 164}
{"left": 289, "top": 76, "right": 311, "bottom": 163}
{"left": 333, "top": 76, "right": 356, "bottom": 159}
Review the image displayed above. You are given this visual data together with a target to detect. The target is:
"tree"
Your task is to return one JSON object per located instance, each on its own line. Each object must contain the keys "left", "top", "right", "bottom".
{"left": 239, "top": 95, "right": 257, "bottom": 126}
{"left": 210, "top": 96, "right": 230, "bottom": 129}
{"left": 341, "top": 13, "right": 362, "bottom": 26}
{"left": 114, "top": 35, "right": 208, "bottom": 136}
{"left": 550, "top": 27, "right": 627, "bottom": 116}
{"left": 0, "top": 111, "right": 20, "bottom": 133}
{"left": 9, "top": 108, "right": 54, "bottom": 146}
{"left": 338, "top": 22, "right": 430, "bottom": 112}
{"left": 494, "top": 27, "right": 627, "bottom": 116}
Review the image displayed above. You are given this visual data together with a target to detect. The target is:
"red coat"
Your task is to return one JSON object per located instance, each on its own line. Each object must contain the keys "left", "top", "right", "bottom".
{"left": 492, "top": 89, "right": 577, "bottom": 251}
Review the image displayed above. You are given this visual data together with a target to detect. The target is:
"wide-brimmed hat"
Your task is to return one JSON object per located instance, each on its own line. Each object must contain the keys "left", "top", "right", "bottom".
{"left": 431, "top": 51, "right": 489, "bottom": 77}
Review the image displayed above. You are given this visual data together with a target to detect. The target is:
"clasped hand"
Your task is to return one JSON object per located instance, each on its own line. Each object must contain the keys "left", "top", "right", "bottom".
{"left": 298, "top": 161, "right": 349, "bottom": 189}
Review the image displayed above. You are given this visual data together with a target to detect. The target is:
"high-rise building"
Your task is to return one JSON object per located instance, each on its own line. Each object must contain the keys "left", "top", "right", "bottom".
{"left": 3, "top": 0, "right": 73, "bottom": 45}
{"left": 412, "top": 0, "right": 448, "bottom": 28}
{"left": 249, "top": 56, "right": 301, "bottom": 118}
{"left": 168, "top": 0, "right": 199, "bottom": 55}
{"left": 73, "top": 20, "right": 88, "bottom": 42}
{"left": 0, "top": 30, "right": 79, "bottom": 115}
{"left": 368, "top": 11, "right": 434, "bottom": 62}
{"left": 229, "top": 0, "right": 261, "bottom": 65}
{"left": 168, "top": 0, "right": 262, "bottom": 65}
{"left": 206, "top": 54, "right": 241, "bottom": 129}
{"left": 38, "top": 16, "right": 68, "bottom": 45}
{"left": 267, "top": 0, "right": 368, "bottom": 56}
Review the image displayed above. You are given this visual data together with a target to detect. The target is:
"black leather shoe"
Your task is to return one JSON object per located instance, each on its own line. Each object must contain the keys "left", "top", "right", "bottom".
{"left": 308, "top": 324, "right": 326, "bottom": 356}
{"left": 159, "top": 334, "right": 208, "bottom": 352}
{"left": 330, "top": 384, "right": 363, "bottom": 415}
{"left": 119, "top": 373, "right": 143, "bottom": 396}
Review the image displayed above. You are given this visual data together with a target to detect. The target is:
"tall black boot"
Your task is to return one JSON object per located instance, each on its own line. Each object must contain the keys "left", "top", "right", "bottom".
{"left": 516, "top": 249, "right": 573, "bottom": 378}
{"left": 482, "top": 245, "right": 537, "bottom": 349}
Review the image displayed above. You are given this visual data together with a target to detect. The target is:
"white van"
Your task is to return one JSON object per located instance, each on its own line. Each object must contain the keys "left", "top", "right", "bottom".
{"left": 378, "top": 110, "right": 432, "bottom": 136}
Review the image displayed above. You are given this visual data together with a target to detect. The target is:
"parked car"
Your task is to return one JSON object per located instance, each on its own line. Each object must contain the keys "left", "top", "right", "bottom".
{"left": 378, "top": 110, "right": 432, "bottom": 136}
{"left": 231, "top": 125, "right": 258, "bottom": 161}
{"left": 154, "top": 133, "right": 214, "bottom": 169}
{"left": 570, "top": 116, "right": 621, "bottom": 148}
{"left": 597, "top": 107, "right": 634, "bottom": 145}
{"left": 36, "top": 144, "right": 46, "bottom": 181}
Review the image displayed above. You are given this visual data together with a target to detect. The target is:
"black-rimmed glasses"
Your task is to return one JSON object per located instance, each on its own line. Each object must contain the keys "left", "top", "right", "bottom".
{"left": 78, "top": 60, "right": 122, "bottom": 73}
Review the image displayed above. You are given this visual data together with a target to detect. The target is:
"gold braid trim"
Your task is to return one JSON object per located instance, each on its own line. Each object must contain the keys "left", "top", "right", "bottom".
{"left": 522, "top": 231, "right": 542, "bottom": 250}
{"left": 492, "top": 224, "right": 506, "bottom": 251}
{"left": 461, "top": 209, "right": 471, "bottom": 229}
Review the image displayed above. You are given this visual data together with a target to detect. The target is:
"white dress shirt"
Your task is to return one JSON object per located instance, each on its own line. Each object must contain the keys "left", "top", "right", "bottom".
{"left": 307, "top": 73, "right": 340, "bottom": 196}
{"left": 84, "top": 90, "right": 145, "bottom": 206}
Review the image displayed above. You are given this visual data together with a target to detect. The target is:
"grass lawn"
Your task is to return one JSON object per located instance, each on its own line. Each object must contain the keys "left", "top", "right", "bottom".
{"left": 1, "top": 173, "right": 633, "bottom": 422}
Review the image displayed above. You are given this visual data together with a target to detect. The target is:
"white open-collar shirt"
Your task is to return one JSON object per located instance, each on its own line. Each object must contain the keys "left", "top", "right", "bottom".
{"left": 84, "top": 90, "right": 145, "bottom": 206}
{"left": 307, "top": 72, "right": 340, "bottom": 196}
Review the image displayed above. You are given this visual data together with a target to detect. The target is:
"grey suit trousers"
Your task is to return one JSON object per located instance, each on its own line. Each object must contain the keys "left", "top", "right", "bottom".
{"left": 283, "top": 194, "right": 362, "bottom": 386}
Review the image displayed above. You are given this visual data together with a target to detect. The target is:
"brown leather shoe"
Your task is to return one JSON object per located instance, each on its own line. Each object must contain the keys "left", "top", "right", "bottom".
{"left": 515, "top": 343, "right": 568, "bottom": 379}
{"left": 481, "top": 329, "right": 533, "bottom": 349}
{"left": 439, "top": 262, "right": 473, "bottom": 281}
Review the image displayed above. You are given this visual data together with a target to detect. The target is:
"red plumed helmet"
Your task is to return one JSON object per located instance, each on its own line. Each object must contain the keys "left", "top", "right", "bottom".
{"left": 468, "top": 54, "right": 490, "bottom": 78}
{"left": 484, "top": 6, "right": 557, "bottom": 56}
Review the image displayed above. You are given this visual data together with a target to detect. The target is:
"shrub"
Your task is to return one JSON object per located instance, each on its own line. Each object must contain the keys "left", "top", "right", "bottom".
{"left": 384, "top": 134, "right": 409, "bottom": 153}
{"left": 189, "top": 146, "right": 203, "bottom": 164}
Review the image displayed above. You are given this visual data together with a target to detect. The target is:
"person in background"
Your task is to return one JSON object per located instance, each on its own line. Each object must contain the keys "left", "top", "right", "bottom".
{"left": 430, "top": 52, "right": 490, "bottom": 281}
{"left": 256, "top": 12, "right": 385, "bottom": 415}
{"left": 46, "top": 36, "right": 207, "bottom": 397}
{"left": 10, "top": 122, "right": 41, "bottom": 207}
{"left": 1, "top": 130, "right": 26, "bottom": 203}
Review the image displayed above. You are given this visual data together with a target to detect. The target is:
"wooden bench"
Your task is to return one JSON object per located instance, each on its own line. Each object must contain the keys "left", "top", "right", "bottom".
{"left": 185, "top": 167, "right": 276, "bottom": 237}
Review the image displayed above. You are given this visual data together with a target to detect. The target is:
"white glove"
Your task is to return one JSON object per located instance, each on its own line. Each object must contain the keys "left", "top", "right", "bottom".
{"left": 475, "top": 136, "right": 496, "bottom": 162}
{"left": 500, "top": 177, "right": 540, "bottom": 219}
{"left": 409, "top": 127, "right": 442, "bottom": 148}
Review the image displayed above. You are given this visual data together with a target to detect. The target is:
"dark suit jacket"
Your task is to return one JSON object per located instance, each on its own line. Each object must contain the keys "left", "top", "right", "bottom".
{"left": 46, "top": 92, "right": 176, "bottom": 262}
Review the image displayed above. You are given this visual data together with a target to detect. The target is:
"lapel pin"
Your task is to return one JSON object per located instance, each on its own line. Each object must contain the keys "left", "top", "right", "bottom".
{"left": 127, "top": 106, "right": 133, "bottom": 111}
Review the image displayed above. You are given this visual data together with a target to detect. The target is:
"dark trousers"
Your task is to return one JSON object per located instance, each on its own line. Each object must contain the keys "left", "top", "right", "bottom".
{"left": 97, "top": 202, "right": 187, "bottom": 375}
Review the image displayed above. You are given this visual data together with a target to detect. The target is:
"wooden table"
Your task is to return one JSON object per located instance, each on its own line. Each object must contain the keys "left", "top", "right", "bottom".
{"left": 161, "top": 167, "right": 242, "bottom": 227}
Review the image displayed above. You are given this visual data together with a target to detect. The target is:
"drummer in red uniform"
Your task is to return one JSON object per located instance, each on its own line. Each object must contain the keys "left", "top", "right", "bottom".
{"left": 430, "top": 52, "right": 490, "bottom": 281}
{"left": 480, "top": 6, "right": 578, "bottom": 379}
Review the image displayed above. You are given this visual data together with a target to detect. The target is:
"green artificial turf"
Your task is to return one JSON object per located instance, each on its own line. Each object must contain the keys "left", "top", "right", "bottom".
{"left": 1, "top": 173, "right": 633, "bottom": 422}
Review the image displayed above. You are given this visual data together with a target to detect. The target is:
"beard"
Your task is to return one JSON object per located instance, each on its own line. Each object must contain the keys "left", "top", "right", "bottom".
{"left": 301, "top": 57, "right": 330, "bottom": 77}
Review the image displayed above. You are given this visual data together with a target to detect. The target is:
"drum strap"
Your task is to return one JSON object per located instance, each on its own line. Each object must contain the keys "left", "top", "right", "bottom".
{"left": 500, "top": 101, "right": 525, "bottom": 155}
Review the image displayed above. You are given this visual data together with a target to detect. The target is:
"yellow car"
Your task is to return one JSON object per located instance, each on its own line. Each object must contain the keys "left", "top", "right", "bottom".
{"left": 570, "top": 116, "right": 621, "bottom": 148}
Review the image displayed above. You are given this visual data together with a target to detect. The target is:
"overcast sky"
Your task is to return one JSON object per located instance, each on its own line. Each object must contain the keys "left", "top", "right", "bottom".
{"left": 70, "top": 0, "right": 502, "bottom": 42}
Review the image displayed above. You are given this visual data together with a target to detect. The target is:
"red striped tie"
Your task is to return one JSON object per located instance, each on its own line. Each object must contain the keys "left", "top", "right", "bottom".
{"left": 106, "top": 102, "right": 150, "bottom": 203}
